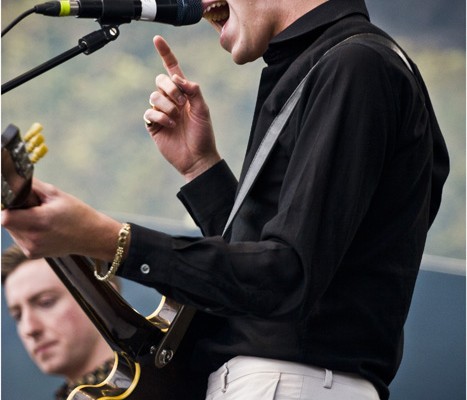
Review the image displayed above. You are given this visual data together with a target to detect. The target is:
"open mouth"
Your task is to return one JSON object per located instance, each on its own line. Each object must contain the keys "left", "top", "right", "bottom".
{"left": 203, "top": 1, "right": 230, "bottom": 28}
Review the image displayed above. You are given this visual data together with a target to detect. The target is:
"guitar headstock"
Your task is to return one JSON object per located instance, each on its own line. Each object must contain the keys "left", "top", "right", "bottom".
{"left": 1, "top": 123, "right": 47, "bottom": 210}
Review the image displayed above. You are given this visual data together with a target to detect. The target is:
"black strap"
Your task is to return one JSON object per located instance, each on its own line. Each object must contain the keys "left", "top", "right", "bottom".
{"left": 222, "top": 33, "right": 413, "bottom": 236}
{"left": 343, "top": 33, "right": 413, "bottom": 73}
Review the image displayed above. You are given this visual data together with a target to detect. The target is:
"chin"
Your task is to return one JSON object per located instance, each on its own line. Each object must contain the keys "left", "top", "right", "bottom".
{"left": 231, "top": 50, "right": 261, "bottom": 65}
{"left": 37, "top": 360, "right": 63, "bottom": 376}
{"left": 229, "top": 40, "right": 268, "bottom": 65}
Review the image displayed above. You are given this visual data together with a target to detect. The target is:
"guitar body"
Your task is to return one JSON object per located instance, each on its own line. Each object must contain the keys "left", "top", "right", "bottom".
{"left": 67, "top": 347, "right": 207, "bottom": 399}
{"left": 68, "top": 350, "right": 205, "bottom": 400}
{"left": 2, "top": 124, "right": 202, "bottom": 400}
{"left": 69, "top": 352, "right": 142, "bottom": 400}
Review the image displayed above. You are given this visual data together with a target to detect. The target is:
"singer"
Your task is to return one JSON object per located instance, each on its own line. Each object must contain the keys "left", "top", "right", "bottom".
{"left": 3, "top": 0, "right": 450, "bottom": 399}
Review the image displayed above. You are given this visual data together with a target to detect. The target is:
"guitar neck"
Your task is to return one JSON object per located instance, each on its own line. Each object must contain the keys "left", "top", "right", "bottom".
{"left": 46, "top": 255, "right": 164, "bottom": 362}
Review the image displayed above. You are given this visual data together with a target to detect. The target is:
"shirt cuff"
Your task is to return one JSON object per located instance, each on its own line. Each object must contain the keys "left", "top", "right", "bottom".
{"left": 117, "top": 223, "right": 173, "bottom": 286}
{"left": 177, "top": 160, "right": 237, "bottom": 235}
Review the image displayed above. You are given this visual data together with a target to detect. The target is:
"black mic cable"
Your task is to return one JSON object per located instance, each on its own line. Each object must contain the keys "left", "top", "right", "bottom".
{"left": 2, "top": 8, "right": 36, "bottom": 37}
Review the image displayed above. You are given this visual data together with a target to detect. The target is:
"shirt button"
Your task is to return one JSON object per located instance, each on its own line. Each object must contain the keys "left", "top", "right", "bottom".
{"left": 140, "top": 264, "right": 150, "bottom": 274}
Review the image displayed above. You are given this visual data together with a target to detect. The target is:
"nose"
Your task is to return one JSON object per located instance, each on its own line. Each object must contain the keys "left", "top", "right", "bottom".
{"left": 19, "top": 308, "right": 43, "bottom": 339}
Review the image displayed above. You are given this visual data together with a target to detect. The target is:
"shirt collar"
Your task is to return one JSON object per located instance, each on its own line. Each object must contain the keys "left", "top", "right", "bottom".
{"left": 264, "top": 0, "right": 369, "bottom": 63}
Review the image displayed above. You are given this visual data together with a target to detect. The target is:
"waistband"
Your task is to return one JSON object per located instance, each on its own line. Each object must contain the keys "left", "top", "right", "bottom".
{"left": 208, "top": 356, "right": 375, "bottom": 392}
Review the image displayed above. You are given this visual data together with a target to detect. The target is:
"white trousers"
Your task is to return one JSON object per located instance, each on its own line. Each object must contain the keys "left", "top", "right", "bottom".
{"left": 205, "top": 356, "right": 380, "bottom": 400}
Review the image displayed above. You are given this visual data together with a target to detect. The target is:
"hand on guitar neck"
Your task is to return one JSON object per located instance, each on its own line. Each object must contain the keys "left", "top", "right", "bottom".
{"left": 2, "top": 125, "right": 124, "bottom": 263}
{"left": 4, "top": 178, "right": 125, "bottom": 261}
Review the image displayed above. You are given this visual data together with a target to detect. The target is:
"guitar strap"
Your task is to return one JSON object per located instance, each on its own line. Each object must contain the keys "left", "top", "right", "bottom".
{"left": 222, "top": 33, "right": 413, "bottom": 237}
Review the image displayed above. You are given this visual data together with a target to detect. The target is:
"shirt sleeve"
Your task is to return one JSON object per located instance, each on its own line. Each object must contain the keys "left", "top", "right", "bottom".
{"left": 119, "top": 42, "right": 422, "bottom": 320}
{"left": 177, "top": 159, "right": 237, "bottom": 237}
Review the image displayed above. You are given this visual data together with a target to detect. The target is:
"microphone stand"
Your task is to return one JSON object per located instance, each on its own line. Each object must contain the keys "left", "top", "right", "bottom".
{"left": 1, "top": 24, "right": 120, "bottom": 95}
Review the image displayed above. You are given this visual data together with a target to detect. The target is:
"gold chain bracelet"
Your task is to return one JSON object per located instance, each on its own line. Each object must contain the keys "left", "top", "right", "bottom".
{"left": 94, "top": 223, "right": 131, "bottom": 282}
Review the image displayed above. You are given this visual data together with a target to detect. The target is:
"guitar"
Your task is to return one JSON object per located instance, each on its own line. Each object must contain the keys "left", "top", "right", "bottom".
{"left": 2, "top": 123, "right": 200, "bottom": 399}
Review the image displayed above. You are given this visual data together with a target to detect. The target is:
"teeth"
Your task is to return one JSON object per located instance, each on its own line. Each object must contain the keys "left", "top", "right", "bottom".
{"left": 204, "top": 1, "right": 227, "bottom": 13}
{"left": 203, "top": 1, "right": 229, "bottom": 22}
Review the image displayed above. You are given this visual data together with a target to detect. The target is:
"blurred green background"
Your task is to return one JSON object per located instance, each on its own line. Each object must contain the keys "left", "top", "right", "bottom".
{"left": 1, "top": 0, "right": 465, "bottom": 398}
{"left": 2, "top": 0, "right": 465, "bottom": 259}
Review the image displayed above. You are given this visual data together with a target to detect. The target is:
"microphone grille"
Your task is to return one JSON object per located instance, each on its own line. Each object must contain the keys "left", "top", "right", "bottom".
{"left": 177, "top": 0, "right": 203, "bottom": 25}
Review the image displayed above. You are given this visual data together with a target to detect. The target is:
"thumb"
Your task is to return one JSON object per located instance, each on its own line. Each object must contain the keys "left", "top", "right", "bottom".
{"left": 31, "top": 178, "right": 59, "bottom": 204}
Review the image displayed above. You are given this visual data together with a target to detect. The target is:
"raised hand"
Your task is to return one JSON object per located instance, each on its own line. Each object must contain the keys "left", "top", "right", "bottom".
{"left": 143, "top": 36, "right": 222, "bottom": 182}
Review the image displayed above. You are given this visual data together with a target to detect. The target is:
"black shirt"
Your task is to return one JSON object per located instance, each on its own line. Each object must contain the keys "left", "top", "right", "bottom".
{"left": 119, "top": 0, "right": 449, "bottom": 398}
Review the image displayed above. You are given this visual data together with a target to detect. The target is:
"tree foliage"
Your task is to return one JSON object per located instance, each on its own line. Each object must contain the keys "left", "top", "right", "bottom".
{"left": 2, "top": 0, "right": 465, "bottom": 258}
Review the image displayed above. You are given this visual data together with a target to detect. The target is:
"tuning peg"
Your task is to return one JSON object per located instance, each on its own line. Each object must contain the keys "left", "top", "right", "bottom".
{"left": 29, "top": 143, "right": 48, "bottom": 163}
{"left": 23, "top": 122, "right": 44, "bottom": 142}
{"left": 22, "top": 123, "right": 47, "bottom": 163}
{"left": 26, "top": 133, "right": 45, "bottom": 153}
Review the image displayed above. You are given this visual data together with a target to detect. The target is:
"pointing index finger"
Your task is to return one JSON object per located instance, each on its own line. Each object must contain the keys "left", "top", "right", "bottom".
{"left": 153, "top": 35, "right": 186, "bottom": 80}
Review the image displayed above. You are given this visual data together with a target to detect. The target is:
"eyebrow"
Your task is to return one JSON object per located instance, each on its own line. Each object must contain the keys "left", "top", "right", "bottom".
{"left": 8, "top": 289, "right": 61, "bottom": 314}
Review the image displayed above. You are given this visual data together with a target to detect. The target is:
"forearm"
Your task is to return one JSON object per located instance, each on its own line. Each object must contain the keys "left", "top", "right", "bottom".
{"left": 82, "top": 212, "right": 126, "bottom": 262}
{"left": 1, "top": 179, "right": 125, "bottom": 261}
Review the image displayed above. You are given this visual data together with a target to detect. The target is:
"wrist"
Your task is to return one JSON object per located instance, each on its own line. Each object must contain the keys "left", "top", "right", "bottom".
{"left": 94, "top": 223, "right": 131, "bottom": 281}
{"left": 183, "top": 154, "right": 222, "bottom": 183}
{"left": 84, "top": 214, "right": 126, "bottom": 261}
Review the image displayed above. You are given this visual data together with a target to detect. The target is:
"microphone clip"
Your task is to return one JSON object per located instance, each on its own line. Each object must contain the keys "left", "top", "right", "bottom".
{"left": 79, "top": 24, "right": 120, "bottom": 55}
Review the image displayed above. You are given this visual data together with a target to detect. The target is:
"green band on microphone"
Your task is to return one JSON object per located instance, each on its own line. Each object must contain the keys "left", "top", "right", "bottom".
{"left": 59, "top": 0, "right": 71, "bottom": 16}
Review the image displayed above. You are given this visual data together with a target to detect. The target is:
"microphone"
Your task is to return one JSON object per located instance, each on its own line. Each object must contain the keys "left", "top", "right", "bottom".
{"left": 34, "top": 0, "right": 203, "bottom": 26}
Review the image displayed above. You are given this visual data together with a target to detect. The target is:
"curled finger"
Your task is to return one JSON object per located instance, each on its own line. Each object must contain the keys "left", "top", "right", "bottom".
{"left": 143, "top": 115, "right": 162, "bottom": 133}
{"left": 143, "top": 110, "right": 175, "bottom": 133}
{"left": 155, "top": 74, "right": 186, "bottom": 107}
